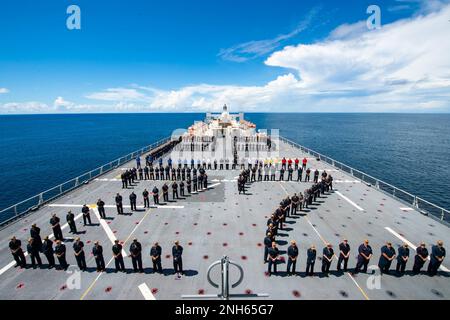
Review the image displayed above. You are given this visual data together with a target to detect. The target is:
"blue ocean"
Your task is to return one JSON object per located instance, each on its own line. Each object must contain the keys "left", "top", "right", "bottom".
{"left": 0, "top": 113, "right": 449, "bottom": 213}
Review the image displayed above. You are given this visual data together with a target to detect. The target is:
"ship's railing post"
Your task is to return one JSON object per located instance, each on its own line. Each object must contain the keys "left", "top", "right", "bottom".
{"left": 59, "top": 185, "right": 63, "bottom": 194}
{"left": 441, "top": 209, "right": 445, "bottom": 221}
{"left": 75, "top": 177, "right": 79, "bottom": 187}
{"left": 14, "top": 205, "right": 18, "bottom": 217}
{"left": 38, "top": 193, "right": 43, "bottom": 205}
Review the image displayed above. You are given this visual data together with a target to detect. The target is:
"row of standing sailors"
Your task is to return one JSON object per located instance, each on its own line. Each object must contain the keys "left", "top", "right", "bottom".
{"left": 262, "top": 188, "right": 446, "bottom": 277}
{"left": 9, "top": 233, "right": 185, "bottom": 276}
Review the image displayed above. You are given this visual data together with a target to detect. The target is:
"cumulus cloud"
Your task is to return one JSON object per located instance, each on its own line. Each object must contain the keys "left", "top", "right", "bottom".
{"left": 0, "top": 88, "right": 9, "bottom": 94}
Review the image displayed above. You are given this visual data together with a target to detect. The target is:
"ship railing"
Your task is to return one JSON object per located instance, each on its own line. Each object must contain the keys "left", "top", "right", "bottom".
{"left": 279, "top": 136, "right": 450, "bottom": 223}
{"left": 0, "top": 136, "right": 172, "bottom": 226}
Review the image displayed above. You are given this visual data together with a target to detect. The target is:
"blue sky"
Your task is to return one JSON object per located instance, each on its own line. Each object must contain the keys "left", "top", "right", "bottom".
{"left": 1, "top": 0, "right": 449, "bottom": 113}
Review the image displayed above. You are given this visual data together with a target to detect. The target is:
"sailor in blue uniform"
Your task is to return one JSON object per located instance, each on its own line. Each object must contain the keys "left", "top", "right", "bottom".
{"left": 263, "top": 232, "right": 272, "bottom": 263}
{"left": 112, "top": 239, "right": 125, "bottom": 272}
{"left": 150, "top": 242, "right": 163, "bottom": 273}
{"left": 9, "top": 236, "right": 26, "bottom": 268}
{"left": 129, "top": 192, "right": 137, "bottom": 211}
{"left": 92, "top": 241, "right": 105, "bottom": 272}
{"left": 27, "top": 238, "right": 42, "bottom": 269}
{"left": 115, "top": 193, "right": 123, "bottom": 215}
{"left": 337, "top": 239, "right": 350, "bottom": 272}
{"left": 73, "top": 237, "right": 87, "bottom": 271}
{"left": 129, "top": 238, "right": 144, "bottom": 273}
{"left": 172, "top": 241, "right": 184, "bottom": 277}
{"left": 378, "top": 242, "right": 396, "bottom": 274}
{"left": 395, "top": 243, "right": 409, "bottom": 275}
{"left": 42, "top": 236, "right": 55, "bottom": 268}
{"left": 412, "top": 242, "right": 429, "bottom": 274}
{"left": 354, "top": 239, "right": 372, "bottom": 273}
{"left": 267, "top": 242, "right": 279, "bottom": 276}
{"left": 286, "top": 240, "right": 299, "bottom": 276}
{"left": 428, "top": 240, "right": 446, "bottom": 276}
{"left": 81, "top": 204, "right": 92, "bottom": 225}
{"left": 306, "top": 245, "right": 316, "bottom": 276}
{"left": 66, "top": 210, "right": 77, "bottom": 234}
{"left": 30, "top": 224, "right": 42, "bottom": 252}
{"left": 97, "top": 198, "right": 106, "bottom": 219}
{"left": 50, "top": 214, "right": 63, "bottom": 241}
{"left": 54, "top": 240, "right": 68, "bottom": 270}
{"left": 321, "top": 243, "right": 334, "bottom": 276}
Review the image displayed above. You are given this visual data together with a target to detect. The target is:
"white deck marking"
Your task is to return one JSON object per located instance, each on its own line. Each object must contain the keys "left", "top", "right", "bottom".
{"left": 384, "top": 227, "right": 449, "bottom": 272}
{"left": 399, "top": 207, "right": 414, "bottom": 211}
{"left": 138, "top": 283, "right": 156, "bottom": 300}
{"left": 91, "top": 208, "right": 127, "bottom": 257}
{"left": 0, "top": 212, "right": 84, "bottom": 276}
{"left": 207, "top": 182, "right": 221, "bottom": 189}
{"left": 335, "top": 191, "right": 364, "bottom": 211}
{"left": 334, "top": 180, "right": 361, "bottom": 183}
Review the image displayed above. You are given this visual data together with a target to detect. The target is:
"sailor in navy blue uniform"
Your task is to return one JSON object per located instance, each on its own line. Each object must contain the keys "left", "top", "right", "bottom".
{"left": 115, "top": 193, "right": 123, "bottom": 215}
{"left": 50, "top": 214, "right": 63, "bottom": 241}
{"left": 321, "top": 243, "right": 334, "bottom": 276}
{"left": 263, "top": 232, "right": 272, "bottom": 263}
{"left": 27, "top": 238, "right": 42, "bottom": 268}
{"left": 130, "top": 238, "right": 144, "bottom": 273}
{"left": 42, "top": 236, "right": 55, "bottom": 268}
{"left": 395, "top": 243, "right": 409, "bottom": 275}
{"left": 129, "top": 192, "right": 137, "bottom": 211}
{"left": 97, "top": 199, "right": 106, "bottom": 219}
{"left": 286, "top": 240, "right": 299, "bottom": 276}
{"left": 66, "top": 210, "right": 77, "bottom": 234}
{"left": 142, "top": 189, "right": 150, "bottom": 208}
{"left": 337, "top": 239, "right": 350, "bottom": 272}
{"left": 172, "top": 241, "right": 184, "bottom": 277}
{"left": 150, "top": 242, "right": 163, "bottom": 273}
{"left": 92, "top": 241, "right": 105, "bottom": 272}
{"left": 354, "top": 239, "right": 372, "bottom": 273}
{"left": 378, "top": 242, "right": 396, "bottom": 274}
{"left": 162, "top": 183, "right": 169, "bottom": 202}
{"left": 30, "top": 224, "right": 42, "bottom": 252}
{"left": 428, "top": 240, "right": 446, "bottom": 276}
{"left": 306, "top": 245, "right": 316, "bottom": 276}
{"left": 54, "top": 240, "right": 68, "bottom": 270}
{"left": 81, "top": 204, "right": 92, "bottom": 225}
{"left": 152, "top": 186, "right": 159, "bottom": 205}
{"left": 267, "top": 242, "right": 279, "bottom": 276}
{"left": 9, "top": 236, "right": 26, "bottom": 268}
{"left": 112, "top": 239, "right": 125, "bottom": 272}
{"left": 73, "top": 237, "right": 87, "bottom": 271}
{"left": 412, "top": 242, "right": 429, "bottom": 274}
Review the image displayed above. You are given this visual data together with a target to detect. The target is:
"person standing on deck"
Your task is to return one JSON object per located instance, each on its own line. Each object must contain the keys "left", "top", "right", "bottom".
{"left": 305, "top": 168, "right": 311, "bottom": 182}
{"left": 172, "top": 181, "right": 179, "bottom": 200}
{"left": 144, "top": 166, "right": 150, "bottom": 180}
{"left": 54, "top": 240, "right": 68, "bottom": 270}
{"left": 378, "top": 242, "right": 396, "bottom": 274}
{"left": 149, "top": 165, "right": 154, "bottom": 180}
{"left": 287, "top": 166, "right": 293, "bottom": 181}
{"left": 412, "top": 242, "right": 429, "bottom": 274}
{"left": 9, "top": 236, "right": 26, "bottom": 268}
{"left": 129, "top": 238, "right": 144, "bottom": 273}
{"left": 297, "top": 166, "right": 303, "bottom": 182}
{"left": 143, "top": 189, "right": 150, "bottom": 208}
{"left": 322, "top": 243, "right": 334, "bottom": 276}
{"left": 286, "top": 240, "right": 299, "bottom": 276}
{"left": 396, "top": 243, "right": 409, "bottom": 276}
{"left": 136, "top": 156, "right": 141, "bottom": 169}
{"left": 354, "top": 240, "right": 373, "bottom": 273}
{"left": 279, "top": 167, "right": 285, "bottom": 181}
{"left": 115, "top": 193, "right": 124, "bottom": 215}
{"left": 302, "top": 157, "right": 307, "bottom": 170}
{"left": 172, "top": 241, "right": 184, "bottom": 277}
{"left": 150, "top": 242, "right": 163, "bottom": 273}
{"left": 66, "top": 210, "right": 77, "bottom": 234}
{"left": 306, "top": 245, "right": 316, "bottom": 276}
{"left": 152, "top": 186, "right": 160, "bottom": 205}
{"left": 129, "top": 192, "right": 137, "bottom": 211}
{"left": 337, "top": 239, "right": 350, "bottom": 272}
{"left": 92, "top": 241, "right": 105, "bottom": 272}
{"left": 267, "top": 242, "right": 279, "bottom": 276}
{"left": 30, "top": 224, "right": 42, "bottom": 253}
{"left": 263, "top": 232, "right": 272, "bottom": 263}
{"left": 95, "top": 199, "right": 105, "bottom": 219}
{"left": 50, "top": 214, "right": 63, "bottom": 241}
{"left": 81, "top": 204, "right": 92, "bottom": 226}
{"left": 162, "top": 183, "right": 169, "bottom": 202}
{"left": 42, "top": 236, "right": 55, "bottom": 268}
{"left": 73, "top": 237, "right": 87, "bottom": 271}
{"left": 121, "top": 172, "right": 128, "bottom": 189}
{"left": 26, "top": 238, "right": 42, "bottom": 268}
{"left": 428, "top": 240, "right": 446, "bottom": 276}
{"left": 313, "top": 169, "right": 320, "bottom": 183}
{"left": 112, "top": 239, "right": 125, "bottom": 272}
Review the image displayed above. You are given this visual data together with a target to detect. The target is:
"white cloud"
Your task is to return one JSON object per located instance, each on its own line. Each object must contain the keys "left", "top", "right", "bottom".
{"left": 0, "top": 88, "right": 9, "bottom": 94}
{"left": 217, "top": 7, "right": 320, "bottom": 62}
{"left": 85, "top": 88, "right": 147, "bottom": 101}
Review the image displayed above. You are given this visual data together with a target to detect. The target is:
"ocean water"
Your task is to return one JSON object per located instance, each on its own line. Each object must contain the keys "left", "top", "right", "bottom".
{"left": 0, "top": 113, "right": 449, "bottom": 214}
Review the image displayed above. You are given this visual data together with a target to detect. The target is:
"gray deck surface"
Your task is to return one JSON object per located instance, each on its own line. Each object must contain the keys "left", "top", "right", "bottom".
{"left": 0, "top": 139, "right": 449, "bottom": 300}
